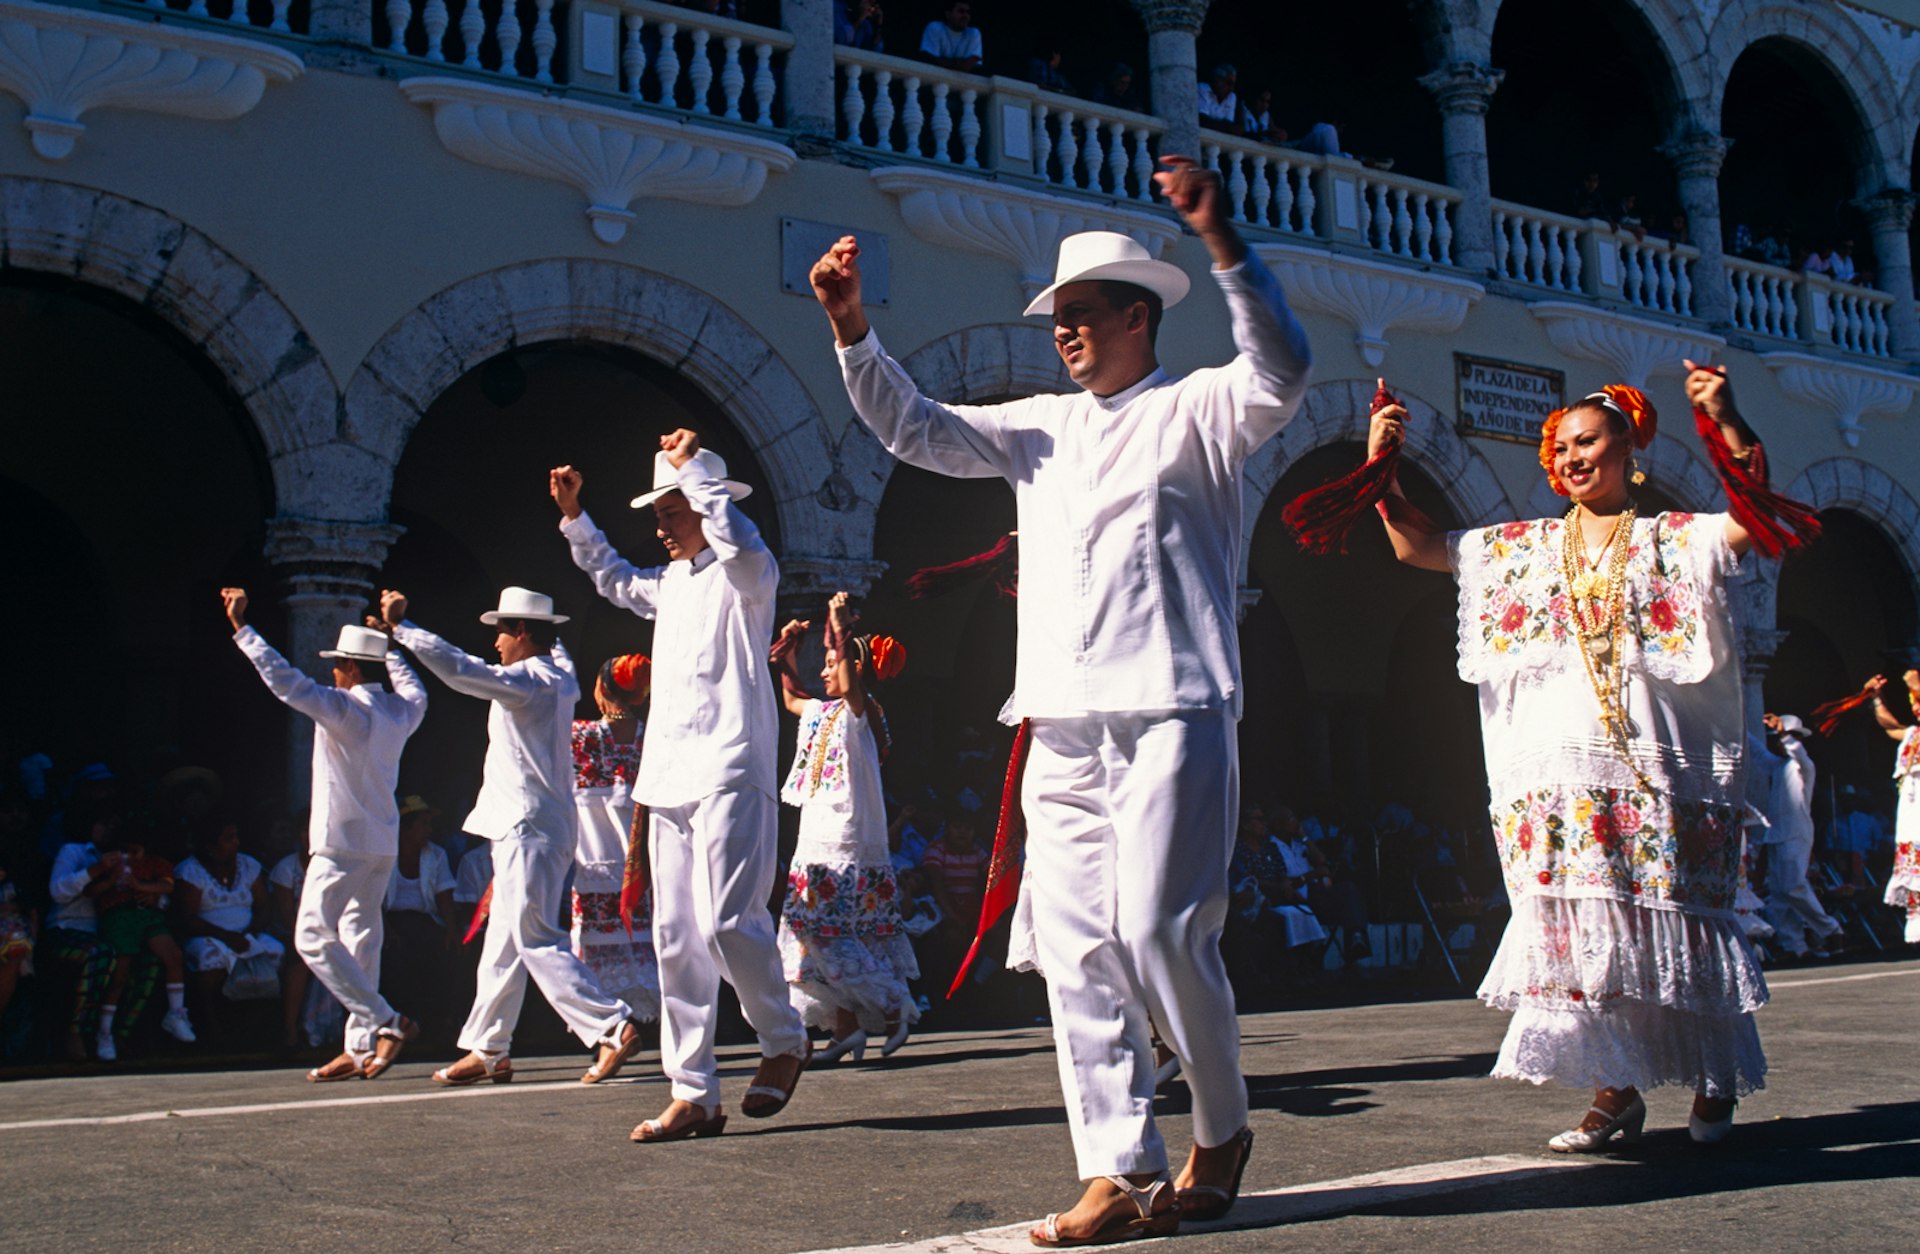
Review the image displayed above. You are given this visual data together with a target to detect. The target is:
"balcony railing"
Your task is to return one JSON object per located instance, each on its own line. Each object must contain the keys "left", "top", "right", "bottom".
{"left": 111, "top": 0, "right": 305, "bottom": 34}
{"left": 1723, "top": 258, "right": 1894, "bottom": 359}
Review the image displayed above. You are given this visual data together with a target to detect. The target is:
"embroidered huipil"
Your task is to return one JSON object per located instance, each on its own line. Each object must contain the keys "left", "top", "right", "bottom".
{"left": 391, "top": 626, "right": 580, "bottom": 842}
{"left": 781, "top": 699, "right": 890, "bottom": 862}
{"left": 571, "top": 719, "right": 642, "bottom": 892}
{"left": 234, "top": 627, "right": 427, "bottom": 857}
{"left": 560, "top": 462, "right": 779, "bottom": 806}
{"left": 837, "top": 255, "right": 1311, "bottom": 720}
{"left": 1886, "top": 727, "right": 1920, "bottom": 921}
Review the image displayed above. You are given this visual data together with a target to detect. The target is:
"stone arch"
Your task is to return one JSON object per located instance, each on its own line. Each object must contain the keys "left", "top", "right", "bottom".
{"left": 1785, "top": 457, "right": 1920, "bottom": 600}
{"left": 1522, "top": 430, "right": 1725, "bottom": 518}
{"left": 344, "top": 258, "right": 845, "bottom": 557}
{"left": 0, "top": 175, "right": 344, "bottom": 516}
{"left": 1709, "top": 0, "right": 1911, "bottom": 190}
{"left": 1240, "top": 377, "right": 1516, "bottom": 582}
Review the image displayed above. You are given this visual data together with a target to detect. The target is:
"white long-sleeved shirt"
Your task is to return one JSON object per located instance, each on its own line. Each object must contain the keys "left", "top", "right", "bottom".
{"left": 392, "top": 625, "right": 580, "bottom": 842}
{"left": 1767, "top": 735, "right": 1817, "bottom": 851}
{"left": 235, "top": 626, "right": 427, "bottom": 857}
{"left": 48, "top": 841, "right": 101, "bottom": 932}
{"left": 838, "top": 253, "right": 1311, "bottom": 720}
{"left": 561, "top": 460, "right": 780, "bottom": 808}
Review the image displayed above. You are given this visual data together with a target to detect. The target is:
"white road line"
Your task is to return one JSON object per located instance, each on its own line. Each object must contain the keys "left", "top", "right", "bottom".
{"left": 796, "top": 1154, "right": 1598, "bottom": 1254}
{"left": 1767, "top": 966, "right": 1920, "bottom": 989}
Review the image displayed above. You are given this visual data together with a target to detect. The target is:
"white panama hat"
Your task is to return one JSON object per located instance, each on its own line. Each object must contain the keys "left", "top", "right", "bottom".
{"left": 1022, "top": 230, "right": 1190, "bottom": 318}
{"left": 319, "top": 624, "right": 391, "bottom": 663}
{"left": 1775, "top": 714, "right": 1810, "bottom": 738}
{"left": 630, "top": 448, "right": 753, "bottom": 510}
{"left": 479, "top": 586, "right": 569, "bottom": 625}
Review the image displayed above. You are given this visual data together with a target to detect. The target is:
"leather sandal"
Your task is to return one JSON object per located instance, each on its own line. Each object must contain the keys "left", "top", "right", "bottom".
{"left": 582, "top": 1021, "right": 641, "bottom": 1084}
{"left": 740, "top": 1043, "right": 810, "bottom": 1119}
{"left": 1031, "top": 1173, "right": 1179, "bottom": 1248}
{"left": 431, "top": 1050, "right": 513, "bottom": 1086}
{"left": 307, "top": 1051, "right": 367, "bottom": 1083}
{"left": 1175, "top": 1127, "right": 1254, "bottom": 1222}
{"left": 360, "top": 1015, "right": 418, "bottom": 1079}
{"left": 631, "top": 1101, "right": 728, "bottom": 1143}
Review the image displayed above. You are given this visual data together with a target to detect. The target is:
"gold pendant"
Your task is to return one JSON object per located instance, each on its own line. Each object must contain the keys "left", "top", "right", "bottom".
{"left": 1569, "top": 571, "right": 1602, "bottom": 600}
{"left": 1587, "top": 635, "right": 1610, "bottom": 657}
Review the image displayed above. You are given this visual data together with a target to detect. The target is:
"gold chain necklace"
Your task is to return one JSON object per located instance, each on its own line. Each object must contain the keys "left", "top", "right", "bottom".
{"left": 806, "top": 701, "right": 846, "bottom": 796}
{"left": 1560, "top": 504, "right": 1652, "bottom": 789}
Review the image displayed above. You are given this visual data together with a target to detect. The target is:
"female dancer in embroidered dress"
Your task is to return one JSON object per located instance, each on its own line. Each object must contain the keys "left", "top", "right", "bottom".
{"left": 1368, "top": 362, "right": 1793, "bottom": 1150}
{"left": 1865, "top": 670, "right": 1920, "bottom": 943}
{"left": 772, "top": 592, "right": 918, "bottom": 1062}
{"left": 572, "top": 654, "right": 661, "bottom": 1064}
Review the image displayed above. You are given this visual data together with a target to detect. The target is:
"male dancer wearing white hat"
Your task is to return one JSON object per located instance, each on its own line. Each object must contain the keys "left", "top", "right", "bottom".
{"left": 222, "top": 587, "right": 427, "bottom": 1081}
{"left": 380, "top": 586, "right": 641, "bottom": 1085}
{"left": 549, "top": 427, "right": 809, "bottom": 1143}
{"left": 810, "top": 156, "right": 1311, "bottom": 1244}
{"left": 1758, "top": 713, "right": 1843, "bottom": 955}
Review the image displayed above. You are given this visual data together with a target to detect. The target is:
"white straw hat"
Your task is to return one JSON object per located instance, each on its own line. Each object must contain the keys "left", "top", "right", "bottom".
{"left": 478, "top": 586, "right": 569, "bottom": 625}
{"left": 1775, "top": 714, "right": 1809, "bottom": 738}
{"left": 1022, "top": 231, "right": 1190, "bottom": 317}
{"left": 319, "top": 624, "right": 391, "bottom": 662}
{"left": 630, "top": 448, "right": 752, "bottom": 510}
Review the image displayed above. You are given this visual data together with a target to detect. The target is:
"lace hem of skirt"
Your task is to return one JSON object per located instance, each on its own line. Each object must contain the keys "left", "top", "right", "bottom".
{"left": 1490, "top": 1002, "right": 1766, "bottom": 1098}
{"left": 779, "top": 927, "right": 920, "bottom": 1034}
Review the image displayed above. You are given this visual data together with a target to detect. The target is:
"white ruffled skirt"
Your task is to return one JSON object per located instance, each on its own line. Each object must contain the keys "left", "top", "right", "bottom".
{"left": 1884, "top": 834, "right": 1920, "bottom": 943}
{"left": 1479, "top": 895, "right": 1768, "bottom": 1098}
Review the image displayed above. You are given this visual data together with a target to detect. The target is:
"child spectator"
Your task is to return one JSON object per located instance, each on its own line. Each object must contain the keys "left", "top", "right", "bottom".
{"left": 93, "top": 827, "right": 194, "bottom": 1059}
{"left": 922, "top": 812, "right": 988, "bottom": 937}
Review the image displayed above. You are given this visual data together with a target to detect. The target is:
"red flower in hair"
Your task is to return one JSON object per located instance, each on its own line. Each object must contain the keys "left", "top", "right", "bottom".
{"left": 867, "top": 635, "right": 906, "bottom": 682}
{"left": 1596, "top": 384, "right": 1658, "bottom": 449}
{"left": 611, "top": 653, "right": 651, "bottom": 696}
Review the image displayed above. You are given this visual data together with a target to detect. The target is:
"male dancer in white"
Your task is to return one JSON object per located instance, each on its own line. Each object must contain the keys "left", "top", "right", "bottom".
{"left": 1759, "top": 713, "right": 1843, "bottom": 955}
{"left": 381, "top": 587, "right": 641, "bottom": 1085}
{"left": 550, "top": 429, "right": 810, "bottom": 1142}
{"left": 222, "top": 587, "right": 426, "bottom": 1081}
{"left": 810, "top": 156, "right": 1310, "bottom": 1243}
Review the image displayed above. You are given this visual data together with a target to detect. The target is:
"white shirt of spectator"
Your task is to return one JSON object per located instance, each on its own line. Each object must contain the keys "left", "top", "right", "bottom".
{"left": 560, "top": 461, "right": 781, "bottom": 807}
{"left": 454, "top": 841, "right": 493, "bottom": 905}
{"left": 836, "top": 255, "right": 1311, "bottom": 720}
{"left": 48, "top": 841, "right": 102, "bottom": 932}
{"left": 385, "top": 841, "right": 456, "bottom": 923}
{"left": 269, "top": 852, "right": 304, "bottom": 907}
{"left": 178, "top": 853, "right": 265, "bottom": 932}
{"left": 234, "top": 626, "right": 426, "bottom": 857}
{"left": 391, "top": 625, "right": 581, "bottom": 842}
{"left": 919, "top": 21, "right": 982, "bottom": 62}
{"left": 1197, "top": 82, "right": 1238, "bottom": 122}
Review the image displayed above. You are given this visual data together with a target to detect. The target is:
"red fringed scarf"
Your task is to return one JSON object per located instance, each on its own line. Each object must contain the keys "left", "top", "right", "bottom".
{"left": 906, "top": 532, "right": 1019, "bottom": 599}
{"left": 1281, "top": 379, "right": 1403, "bottom": 554}
{"left": 1693, "top": 404, "right": 1821, "bottom": 559}
{"left": 462, "top": 880, "right": 490, "bottom": 944}
{"left": 947, "top": 718, "right": 1033, "bottom": 997}
{"left": 1809, "top": 691, "right": 1876, "bottom": 737}
{"left": 619, "top": 800, "right": 650, "bottom": 939}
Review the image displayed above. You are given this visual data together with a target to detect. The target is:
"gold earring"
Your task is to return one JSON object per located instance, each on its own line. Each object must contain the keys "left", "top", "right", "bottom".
{"left": 1630, "top": 457, "right": 1647, "bottom": 486}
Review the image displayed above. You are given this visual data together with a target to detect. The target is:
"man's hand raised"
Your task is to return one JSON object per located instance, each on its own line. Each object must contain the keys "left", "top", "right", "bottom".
{"left": 379, "top": 589, "right": 408, "bottom": 627}
{"left": 1153, "top": 155, "right": 1246, "bottom": 269}
{"left": 661, "top": 428, "right": 701, "bottom": 470}
{"left": 220, "top": 587, "right": 248, "bottom": 633}
{"left": 809, "top": 235, "right": 872, "bottom": 348}
{"left": 550, "top": 465, "right": 584, "bottom": 521}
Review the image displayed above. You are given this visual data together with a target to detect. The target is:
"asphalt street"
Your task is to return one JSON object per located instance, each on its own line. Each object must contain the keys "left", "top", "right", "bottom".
{"left": 2, "top": 958, "right": 1915, "bottom": 1253}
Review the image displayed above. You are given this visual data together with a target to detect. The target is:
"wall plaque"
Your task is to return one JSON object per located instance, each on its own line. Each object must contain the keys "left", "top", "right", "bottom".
{"left": 1454, "top": 353, "right": 1564, "bottom": 445}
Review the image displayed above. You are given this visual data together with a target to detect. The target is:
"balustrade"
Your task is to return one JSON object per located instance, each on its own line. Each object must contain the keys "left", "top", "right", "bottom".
{"left": 1725, "top": 258, "right": 1800, "bottom": 340}
{"left": 1806, "top": 273, "right": 1895, "bottom": 359}
{"left": 1490, "top": 201, "right": 1586, "bottom": 292}
{"left": 131, "top": 0, "right": 300, "bottom": 34}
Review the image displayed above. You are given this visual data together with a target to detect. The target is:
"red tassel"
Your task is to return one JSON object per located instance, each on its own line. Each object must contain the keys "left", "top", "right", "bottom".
{"left": 907, "top": 532, "right": 1019, "bottom": 600}
{"left": 1809, "top": 691, "right": 1874, "bottom": 738}
{"left": 1694, "top": 407, "right": 1821, "bottom": 560}
{"left": 1282, "top": 381, "right": 1403, "bottom": 555}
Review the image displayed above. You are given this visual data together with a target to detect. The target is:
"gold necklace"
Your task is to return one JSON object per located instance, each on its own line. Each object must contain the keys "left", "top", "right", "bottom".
{"left": 806, "top": 701, "right": 846, "bottom": 796}
{"left": 1560, "top": 504, "right": 1652, "bottom": 789}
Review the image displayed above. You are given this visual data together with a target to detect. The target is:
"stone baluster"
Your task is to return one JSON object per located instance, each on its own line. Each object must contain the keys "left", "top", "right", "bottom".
{"left": 1657, "top": 251, "right": 1677, "bottom": 314}
{"left": 623, "top": 15, "right": 646, "bottom": 102}
{"left": 1371, "top": 184, "right": 1390, "bottom": 251}
{"left": 1131, "top": 128, "right": 1153, "bottom": 203}
{"left": 1768, "top": 276, "right": 1788, "bottom": 337}
{"left": 1107, "top": 122, "right": 1127, "bottom": 196}
{"left": 1675, "top": 252, "right": 1692, "bottom": 315}
{"left": 226, "top": 0, "right": 246, "bottom": 24}
{"left": 687, "top": 30, "right": 713, "bottom": 114}
{"left": 929, "top": 82, "right": 953, "bottom": 162}
{"left": 1620, "top": 240, "right": 1642, "bottom": 306}
{"left": 421, "top": 0, "right": 448, "bottom": 61}
{"left": 1412, "top": 192, "right": 1432, "bottom": 260}
{"left": 870, "top": 70, "right": 895, "bottom": 151}
{"left": 960, "top": 90, "right": 982, "bottom": 168}
{"left": 1273, "top": 159, "right": 1294, "bottom": 231}
{"left": 1127, "top": 0, "right": 1210, "bottom": 157}
{"left": 719, "top": 37, "right": 744, "bottom": 120}
{"left": 1859, "top": 189, "right": 1918, "bottom": 360}
{"left": 1729, "top": 270, "right": 1752, "bottom": 330}
{"left": 779, "top": 0, "right": 836, "bottom": 142}
{"left": 1492, "top": 209, "right": 1509, "bottom": 276}
{"left": 307, "top": 0, "right": 374, "bottom": 44}
{"left": 1224, "top": 149, "right": 1247, "bottom": 223}
{"left": 531, "top": 0, "right": 556, "bottom": 85}
{"left": 1392, "top": 188, "right": 1412, "bottom": 257}
{"left": 1058, "top": 112, "right": 1080, "bottom": 188}
{"left": 1032, "top": 104, "right": 1052, "bottom": 181}
{"left": 187, "top": 0, "right": 210, "bottom": 17}
{"left": 1294, "top": 165, "right": 1314, "bottom": 233}
{"left": 384, "top": 0, "right": 410, "bottom": 52}
{"left": 1249, "top": 155, "right": 1271, "bottom": 228}
{"left": 900, "top": 77, "right": 924, "bottom": 157}
{"left": 1659, "top": 131, "right": 1733, "bottom": 325}
{"left": 1546, "top": 225, "right": 1567, "bottom": 289}
{"left": 1082, "top": 115, "right": 1105, "bottom": 191}
{"left": 1355, "top": 178, "right": 1373, "bottom": 246}
{"left": 656, "top": 24, "right": 682, "bottom": 107}
{"left": 265, "top": 519, "right": 404, "bottom": 801}
{"left": 458, "top": 0, "right": 483, "bottom": 69}
{"left": 1419, "top": 61, "right": 1503, "bottom": 274}
{"left": 752, "top": 43, "right": 776, "bottom": 125}
{"left": 494, "top": 0, "right": 521, "bottom": 77}
{"left": 1435, "top": 200, "right": 1454, "bottom": 263}
{"left": 1524, "top": 220, "right": 1544, "bottom": 285}
{"left": 841, "top": 63, "right": 865, "bottom": 144}
{"left": 269, "top": 0, "right": 290, "bottom": 32}
{"left": 1565, "top": 228, "right": 1583, "bottom": 291}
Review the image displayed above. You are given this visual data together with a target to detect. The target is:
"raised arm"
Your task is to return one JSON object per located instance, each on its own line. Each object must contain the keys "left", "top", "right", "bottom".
{"left": 1682, "top": 361, "right": 1763, "bottom": 558}
{"left": 552, "top": 465, "right": 665, "bottom": 620}
{"left": 811, "top": 236, "right": 1019, "bottom": 481}
{"left": 381, "top": 590, "right": 536, "bottom": 707}
{"left": 662, "top": 429, "right": 778, "bottom": 600}
{"left": 1366, "top": 404, "right": 1451, "bottom": 572}
{"left": 772, "top": 617, "right": 814, "bottom": 718}
{"left": 223, "top": 587, "right": 362, "bottom": 733}
{"left": 382, "top": 641, "right": 428, "bottom": 731}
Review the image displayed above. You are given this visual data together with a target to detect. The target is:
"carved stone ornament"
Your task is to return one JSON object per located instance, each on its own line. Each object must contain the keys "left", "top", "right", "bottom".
{"left": 399, "top": 77, "right": 797, "bottom": 244}
{"left": 1254, "top": 242, "right": 1483, "bottom": 368}
{"left": 0, "top": 0, "right": 302, "bottom": 160}
{"left": 1760, "top": 350, "right": 1918, "bottom": 448}
{"left": 871, "top": 166, "right": 1181, "bottom": 301}
{"left": 1528, "top": 300, "right": 1724, "bottom": 388}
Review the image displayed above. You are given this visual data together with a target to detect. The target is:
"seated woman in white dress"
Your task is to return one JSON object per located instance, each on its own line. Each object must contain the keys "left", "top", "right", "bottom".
{"left": 173, "top": 818, "right": 284, "bottom": 1014}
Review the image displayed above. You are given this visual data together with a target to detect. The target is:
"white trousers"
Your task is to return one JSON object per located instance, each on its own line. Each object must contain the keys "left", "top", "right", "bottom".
{"left": 296, "top": 852, "right": 396, "bottom": 1057}
{"left": 1762, "top": 827, "right": 1842, "bottom": 952}
{"left": 651, "top": 786, "right": 807, "bottom": 1105}
{"left": 1024, "top": 709, "right": 1247, "bottom": 1179}
{"left": 460, "top": 824, "right": 632, "bottom": 1053}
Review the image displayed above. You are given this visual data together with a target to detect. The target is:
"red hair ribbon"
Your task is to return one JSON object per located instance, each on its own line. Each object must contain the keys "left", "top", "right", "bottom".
{"left": 1281, "top": 379, "right": 1405, "bottom": 554}
{"left": 866, "top": 635, "right": 906, "bottom": 682}
{"left": 611, "top": 653, "right": 651, "bottom": 696}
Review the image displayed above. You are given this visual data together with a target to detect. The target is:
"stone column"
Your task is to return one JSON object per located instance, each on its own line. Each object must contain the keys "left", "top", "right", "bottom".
{"left": 1128, "top": 0, "right": 1212, "bottom": 160}
{"left": 265, "top": 518, "right": 405, "bottom": 800}
{"left": 781, "top": 0, "right": 838, "bottom": 145}
{"left": 1418, "top": 62, "right": 1503, "bottom": 274}
{"left": 1859, "top": 188, "right": 1919, "bottom": 361}
{"left": 1658, "top": 131, "right": 1734, "bottom": 326}
{"left": 307, "top": 0, "right": 374, "bottom": 47}
{"left": 777, "top": 555, "right": 890, "bottom": 619}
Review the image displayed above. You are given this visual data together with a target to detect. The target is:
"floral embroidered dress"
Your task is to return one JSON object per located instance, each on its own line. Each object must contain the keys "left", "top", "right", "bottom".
{"left": 570, "top": 719, "right": 659, "bottom": 1022}
{"left": 1449, "top": 511, "right": 1767, "bottom": 1098}
{"left": 777, "top": 698, "right": 919, "bottom": 1033}
{"left": 1882, "top": 726, "right": 1920, "bottom": 944}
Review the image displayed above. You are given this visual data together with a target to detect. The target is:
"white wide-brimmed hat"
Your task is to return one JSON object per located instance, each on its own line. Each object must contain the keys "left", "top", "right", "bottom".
{"left": 1775, "top": 714, "right": 1809, "bottom": 738}
{"left": 629, "top": 449, "right": 753, "bottom": 510}
{"left": 319, "top": 625, "right": 391, "bottom": 662}
{"left": 479, "top": 586, "right": 570, "bottom": 625}
{"left": 1023, "top": 230, "right": 1190, "bottom": 317}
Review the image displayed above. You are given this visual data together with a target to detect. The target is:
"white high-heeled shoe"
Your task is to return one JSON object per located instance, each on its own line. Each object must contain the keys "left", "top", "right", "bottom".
{"left": 811, "top": 1029, "right": 868, "bottom": 1065}
{"left": 1689, "top": 1099, "right": 1736, "bottom": 1143}
{"left": 881, "top": 1018, "right": 910, "bottom": 1058}
{"left": 1547, "top": 1094, "right": 1646, "bottom": 1153}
